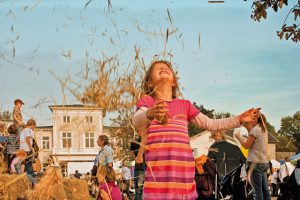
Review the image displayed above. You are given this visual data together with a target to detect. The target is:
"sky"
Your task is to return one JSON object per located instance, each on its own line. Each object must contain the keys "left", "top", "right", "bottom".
{"left": 0, "top": 0, "right": 299, "bottom": 130}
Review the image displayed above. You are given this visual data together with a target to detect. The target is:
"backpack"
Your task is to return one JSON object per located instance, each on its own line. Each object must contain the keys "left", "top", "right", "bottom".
{"left": 195, "top": 158, "right": 216, "bottom": 198}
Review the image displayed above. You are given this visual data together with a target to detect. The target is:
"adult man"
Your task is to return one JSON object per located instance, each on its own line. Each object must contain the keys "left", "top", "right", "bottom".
{"left": 92, "top": 135, "right": 114, "bottom": 176}
{"left": 74, "top": 170, "right": 82, "bottom": 179}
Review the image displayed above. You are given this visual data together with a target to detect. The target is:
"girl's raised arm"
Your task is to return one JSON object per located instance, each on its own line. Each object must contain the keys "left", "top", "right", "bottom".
{"left": 191, "top": 108, "right": 260, "bottom": 131}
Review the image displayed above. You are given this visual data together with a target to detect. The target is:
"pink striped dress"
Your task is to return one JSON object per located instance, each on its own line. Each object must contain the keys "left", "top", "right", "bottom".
{"left": 137, "top": 95, "right": 199, "bottom": 200}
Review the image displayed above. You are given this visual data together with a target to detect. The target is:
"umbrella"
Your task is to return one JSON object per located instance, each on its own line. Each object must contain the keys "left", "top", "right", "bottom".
{"left": 290, "top": 153, "right": 300, "bottom": 161}
{"left": 270, "top": 159, "right": 281, "bottom": 169}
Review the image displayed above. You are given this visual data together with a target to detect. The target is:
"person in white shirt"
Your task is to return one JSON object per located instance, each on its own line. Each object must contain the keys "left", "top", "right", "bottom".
{"left": 279, "top": 157, "right": 295, "bottom": 182}
{"left": 19, "top": 119, "right": 37, "bottom": 176}
{"left": 121, "top": 162, "right": 132, "bottom": 199}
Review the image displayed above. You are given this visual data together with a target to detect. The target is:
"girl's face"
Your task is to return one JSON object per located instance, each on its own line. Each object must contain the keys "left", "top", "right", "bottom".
{"left": 151, "top": 62, "right": 174, "bottom": 85}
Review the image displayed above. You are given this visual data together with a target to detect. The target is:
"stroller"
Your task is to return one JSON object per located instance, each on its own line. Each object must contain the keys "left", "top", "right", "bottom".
{"left": 218, "top": 163, "right": 253, "bottom": 200}
{"left": 277, "top": 170, "right": 300, "bottom": 200}
{"left": 207, "top": 141, "right": 252, "bottom": 200}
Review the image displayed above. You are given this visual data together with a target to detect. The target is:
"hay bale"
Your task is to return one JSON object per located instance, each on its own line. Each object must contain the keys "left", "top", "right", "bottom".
{"left": 63, "top": 178, "right": 89, "bottom": 200}
{"left": 0, "top": 153, "right": 7, "bottom": 174}
{"left": 0, "top": 174, "right": 32, "bottom": 200}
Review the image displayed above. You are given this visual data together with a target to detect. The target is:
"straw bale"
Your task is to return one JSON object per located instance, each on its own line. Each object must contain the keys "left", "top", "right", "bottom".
{"left": 63, "top": 178, "right": 89, "bottom": 200}
{"left": 0, "top": 174, "right": 32, "bottom": 200}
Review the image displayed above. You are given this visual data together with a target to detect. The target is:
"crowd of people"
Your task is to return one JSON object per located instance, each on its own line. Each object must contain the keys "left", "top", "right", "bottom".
{"left": 0, "top": 60, "right": 300, "bottom": 200}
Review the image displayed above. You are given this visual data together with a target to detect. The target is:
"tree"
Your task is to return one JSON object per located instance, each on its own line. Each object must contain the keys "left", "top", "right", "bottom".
{"left": 108, "top": 108, "right": 135, "bottom": 161}
{"left": 248, "top": 0, "right": 300, "bottom": 43}
{"left": 188, "top": 102, "right": 214, "bottom": 137}
{"left": 278, "top": 111, "right": 300, "bottom": 152}
{"left": 0, "top": 110, "right": 13, "bottom": 121}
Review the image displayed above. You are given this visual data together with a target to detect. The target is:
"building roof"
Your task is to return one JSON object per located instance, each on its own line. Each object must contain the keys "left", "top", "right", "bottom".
{"left": 35, "top": 125, "right": 53, "bottom": 130}
{"left": 48, "top": 104, "right": 103, "bottom": 112}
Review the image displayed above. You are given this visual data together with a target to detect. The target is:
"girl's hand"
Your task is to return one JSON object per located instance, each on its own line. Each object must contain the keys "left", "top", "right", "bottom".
{"left": 146, "top": 101, "right": 168, "bottom": 123}
{"left": 238, "top": 108, "right": 261, "bottom": 124}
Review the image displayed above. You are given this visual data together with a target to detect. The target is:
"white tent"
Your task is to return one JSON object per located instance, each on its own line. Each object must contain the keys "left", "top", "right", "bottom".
{"left": 270, "top": 159, "right": 281, "bottom": 169}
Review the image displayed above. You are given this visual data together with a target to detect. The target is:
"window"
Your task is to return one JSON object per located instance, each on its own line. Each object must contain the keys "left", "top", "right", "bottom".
{"left": 85, "top": 116, "right": 93, "bottom": 124}
{"left": 85, "top": 132, "right": 95, "bottom": 148}
{"left": 63, "top": 116, "right": 70, "bottom": 123}
{"left": 42, "top": 136, "right": 50, "bottom": 150}
{"left": 62, "top": 132, "right": 72, "bottom": 148}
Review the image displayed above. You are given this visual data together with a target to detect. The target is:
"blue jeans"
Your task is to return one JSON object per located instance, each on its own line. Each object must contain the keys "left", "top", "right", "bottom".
{"left": 134, "top": 163, "right": 145, "bottom": 200}
{"left": 248, "top": 162, "right": 271, "bottom": 200}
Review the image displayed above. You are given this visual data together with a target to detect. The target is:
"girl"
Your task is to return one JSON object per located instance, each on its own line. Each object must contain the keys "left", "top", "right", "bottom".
{"left": 29, "top": 166, "right": 67, "bottom": 200}
{"left": 10, "top": 149, "right": 26, "bottom": 174}
{"left": 132, "top": 60, "right": 260, "bottom": 200}
{"left": 235, "top": 114, "right": 271, "bottom": 200}
{"left": 97, "top": 165, "right": 122, "bottom": 200}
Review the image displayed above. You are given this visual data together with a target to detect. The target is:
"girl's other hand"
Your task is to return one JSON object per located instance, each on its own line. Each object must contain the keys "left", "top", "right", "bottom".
{"left": 146, "top": 101, "right": 168, "bottom": 121}
{"left": 239, "top": 108, "right": 261, "bottom": 124}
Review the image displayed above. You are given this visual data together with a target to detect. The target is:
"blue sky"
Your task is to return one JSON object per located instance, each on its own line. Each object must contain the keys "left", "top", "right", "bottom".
{"left": 0, "top": 0, "right": 299, "bottom": 130}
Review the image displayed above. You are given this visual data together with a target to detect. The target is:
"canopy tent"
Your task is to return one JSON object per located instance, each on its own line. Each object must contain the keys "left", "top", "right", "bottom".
{"left": 270, "top": 159, "right": 281, "bottom": 169}
{"left": 290, "top": 153, "right": 300, "bottom": 161}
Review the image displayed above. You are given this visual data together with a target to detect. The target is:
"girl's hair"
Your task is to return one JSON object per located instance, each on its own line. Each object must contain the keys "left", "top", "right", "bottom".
{"left": 97, "top": 165, "right": 116, "bottom": 183}
{"left": 16, "top": 149, "right": 26, "bottom": 158}
{"left": 142, "top": 60, "right": 179, "bottom": 98}
{"left": 257, "top": 114, "right": 267, "bottom": 133}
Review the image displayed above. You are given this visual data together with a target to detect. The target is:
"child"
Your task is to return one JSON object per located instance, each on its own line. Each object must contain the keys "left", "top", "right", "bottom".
{"left": 19, "top": 119, "right": 38, "bottom": 176}
{"left": 10, "top": 149, "right": 26, "bottom": 174}
{"left": 29, "top": 166, "right": 67, "bottom": 200}
{"left": 7, "top": 124, "right": 20, "bottom": 168}
{"left": 97, "top": 165, "right": 122, "bottom": 200}
{"left": 132, "top": 60, "right": 260, "bottom": 200}
{"left": 13, "top": 99, "right": 25, "bottom": 135}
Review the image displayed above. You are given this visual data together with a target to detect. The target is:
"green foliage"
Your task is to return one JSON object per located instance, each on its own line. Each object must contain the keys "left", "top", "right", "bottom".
{"left": 278, "top": 111, "right": 300, "bottom": 152}
{"left": 109, "top": 108, "right": 135, "bottom": 161}
{"left": 248, "top": 0, "right": 300, "bottom": 43}
{"left": 0, "top": 110, "right": 13, "bottom": 121}
{"left": 188, "top": 102, "right": 233, "bottom": 137}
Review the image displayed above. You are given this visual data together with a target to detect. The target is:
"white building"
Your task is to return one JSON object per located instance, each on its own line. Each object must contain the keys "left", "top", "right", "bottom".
{"left": 35, "top": 104, "right": 104, "bottom": 176}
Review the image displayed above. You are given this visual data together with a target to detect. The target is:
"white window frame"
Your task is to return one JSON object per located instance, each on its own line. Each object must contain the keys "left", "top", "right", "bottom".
{"left": 84, "top": 132, "right": 95, "bottom": 148}
{"left": 85, "top": 116, "right": 93, "bottom": 124}
{"left": 63, "top": 116, "right": 70, "bottom": 123}
{"left": 61, "top": 132, "right": 72, "bottom": 148}
{"left": 41, "top": 136, "right": 50, "bottom": 150}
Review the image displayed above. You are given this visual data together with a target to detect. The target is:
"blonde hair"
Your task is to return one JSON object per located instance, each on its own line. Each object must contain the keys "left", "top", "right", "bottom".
{"left": 97, "top": 165, "right": 116, "bottom": 183}
{"left": 142, "top": 60, "right": 179, "bottom": 98}
{"left": 27, "top": 119, "right": 36, "bottom": 127}
{"left": 211, "top": 130, "right": 226, "bottom": 141}
{"left": 16, "top": 149, "right": 26, "bottom": 158}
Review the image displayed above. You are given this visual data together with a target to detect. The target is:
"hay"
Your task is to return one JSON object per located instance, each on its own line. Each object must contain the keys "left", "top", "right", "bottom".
{"left": 0, "top": 174, "right": 32, "bottom": 200}
{"left": 0, "top": 153, "right": 7, "bottom": 174}
{"left": 63, "top": 178, "right": 89, "bottom": 200}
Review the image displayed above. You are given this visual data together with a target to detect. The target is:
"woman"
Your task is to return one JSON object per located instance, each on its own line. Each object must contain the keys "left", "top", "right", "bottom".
{"left": 235, "top": 114, "right": 271, "bottom": 200}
